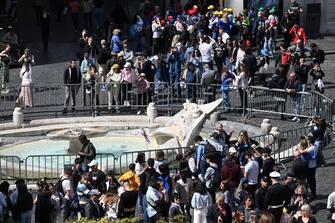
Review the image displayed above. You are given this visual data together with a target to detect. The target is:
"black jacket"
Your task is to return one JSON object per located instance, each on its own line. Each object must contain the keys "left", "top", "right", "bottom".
{"left": 84, "top": 200, "right": 104, "bottom": 220}
{"left": 207, "top": 203, "right": 232, "bottom": 223}
{"left": 63, "top": 67, "right": 81, "bottom": 85}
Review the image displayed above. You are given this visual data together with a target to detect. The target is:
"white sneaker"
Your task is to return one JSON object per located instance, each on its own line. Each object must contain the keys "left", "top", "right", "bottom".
{"left": 137, "top": 110, "right": 141, "bottom": 115}
{"left": 296, "top": 118, "right": 301, "bottom": 123}
{"left": 291, "top": 117, "right": 297, "bottom": 121}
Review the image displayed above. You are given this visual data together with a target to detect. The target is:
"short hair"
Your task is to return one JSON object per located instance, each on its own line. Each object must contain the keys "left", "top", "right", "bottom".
{"left": 245, "top": 150, "right": 253, "bottom": 158}
{"left": 78, "top": 134, "right": 87, "bottom": 142}
{"left": 194, "top": 135, "right": 203, "bottom": 142}
{"left": 107, "top": 170, "right": 116, "bottom": 177}
{"left": 129, "top": 163, "right": 135, "bottom": 171}
{"left": 147, "top": 158, "right": 155, "bottom": 167}
{"left": 215, "top": 192, "right": 225, "bottom": 201}
{"left": 171, "top": 192, "right": 180, "bottom": 201}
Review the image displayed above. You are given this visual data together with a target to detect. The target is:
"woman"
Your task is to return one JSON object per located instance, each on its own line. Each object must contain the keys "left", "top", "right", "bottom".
{"left": 136, "top": 73, "right": 150, "bottom": 115}
{"left": 191, "top": 182, "right": 212, "bottom": 223}
{"left": 289, "top": 185, "right": 309, "bottom": 219}
{"left": 235, "top": 63, "right": 248, "bottom": 113}
{"left": 49, "top": 184, "right": 65, "bottom": 223}
{"left": 310, "top": 117, "right": 327, "bottom": 166}
{"left": 86, "top": 64, "right": 99, "bottom": 114}
{"left": 296, "top": 204, "right": 316, "bottom": 223}
{"left": 17, "top": 59, "right": 33, "bottom": 108}
{"left": 121, "top": 62, "right": 136, "bottom": 106}
{"left": 235, "top": 130, "right": 259, "bottom": 165}
{"left": 35, "top": 181, "right": 53, "bottom": 223}
{"left": 0, "top": 181, "right": 10, "bottom": 222}
{"left": 135, "top": 152, "right": 146, "bottom": 176}
{"left": 11, "top": 181, "right": 33, "bottom": 223}
{"left": 111, "top": 29, "right": 122, "bottom": 53}
{"left": 100, "top": 191, "right": 119, "bottom": 221}
{"left": 258, "top": 211, "right": 275, "bottom": 223}
{"left": 106, "top": 63, "right": 122, "bottom": 114}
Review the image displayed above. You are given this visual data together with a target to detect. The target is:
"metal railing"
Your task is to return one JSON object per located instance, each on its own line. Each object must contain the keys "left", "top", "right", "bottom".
{"left": 248, "top": 86, "right": 313, "bottom": 118}
{"left": 24, "top": 153, "right": 116, "bottom": 184}
{"left": 1, "top": 82, "right": 333, "bottom": 122}
{"left": 0, "top": 126, "right": 332, "bottom": 184}
{"left": 0, "top": 156, "right": 22, "bottom": 184}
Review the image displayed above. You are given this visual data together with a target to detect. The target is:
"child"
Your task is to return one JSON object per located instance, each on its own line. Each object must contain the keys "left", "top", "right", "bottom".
{"left": 169, "top": 193, "right": 186, "bottom": 221}
{"left": 221, "top": 66, "right": 235, "bottom": 112}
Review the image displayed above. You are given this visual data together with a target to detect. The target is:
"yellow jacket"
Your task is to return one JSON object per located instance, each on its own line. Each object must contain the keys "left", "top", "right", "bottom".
{"left": 118, "top": 170, "right": 141, "bottom": 190}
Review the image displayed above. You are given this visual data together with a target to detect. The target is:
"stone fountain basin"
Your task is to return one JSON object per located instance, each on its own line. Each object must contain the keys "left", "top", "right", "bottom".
{"left": 46, "top": 126, "right": 110, "bottom": 139}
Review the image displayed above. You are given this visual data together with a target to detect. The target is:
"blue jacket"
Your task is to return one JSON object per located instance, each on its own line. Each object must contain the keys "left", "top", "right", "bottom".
{"left": 166, "top": 52, "right": 181, "bottom": 75}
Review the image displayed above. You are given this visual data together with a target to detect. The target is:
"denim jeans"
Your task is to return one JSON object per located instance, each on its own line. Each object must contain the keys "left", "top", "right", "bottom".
{"left": 292, "top": 95, "right": 301, "bottom": 117}
{"left": 142, "top": 195, "right": 149, "bottom": 223}
{"left": 21, "top": 210, "right": 32, "bottom": 223}
{"left": 222, "top": 90, "right": 231, "bottom": 109}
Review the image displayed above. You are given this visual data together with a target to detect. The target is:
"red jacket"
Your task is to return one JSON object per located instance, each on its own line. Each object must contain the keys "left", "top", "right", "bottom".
{"left": 289, "top": 26, "right": 306, "bottom": 45}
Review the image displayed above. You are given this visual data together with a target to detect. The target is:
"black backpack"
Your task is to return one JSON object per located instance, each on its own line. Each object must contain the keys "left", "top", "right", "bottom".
{"left": 203, "top": 141, "right": 218, "bottom": 157}
{"left": 55, "top": 178, "right": 67, "bottom": 195}
{"left": 208, "top": 166, "right": 221, "bottom": 188}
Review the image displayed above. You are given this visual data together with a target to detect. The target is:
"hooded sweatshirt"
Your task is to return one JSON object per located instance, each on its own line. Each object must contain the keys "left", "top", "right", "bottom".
{"left": 118, "top": 170, "right": 141, "bottom": 191}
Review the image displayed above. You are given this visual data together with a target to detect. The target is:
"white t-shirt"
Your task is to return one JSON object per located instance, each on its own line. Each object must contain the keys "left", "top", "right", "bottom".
{"left": 245, "top": 160, "right": 259, "bottom": 185}
{"left": 199, "top": 42, "right": 214, "bottom": 63}
{"left": 222, "top": 32, "right": 230, "bottom": 44}
{"left": 152, "top": 23, "right": 161, "bottom": 39}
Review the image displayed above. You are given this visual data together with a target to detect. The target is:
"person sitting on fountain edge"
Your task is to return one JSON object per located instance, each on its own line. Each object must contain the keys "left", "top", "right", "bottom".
{"left": 78, "top": 134, "right": 96, "bottom": 172}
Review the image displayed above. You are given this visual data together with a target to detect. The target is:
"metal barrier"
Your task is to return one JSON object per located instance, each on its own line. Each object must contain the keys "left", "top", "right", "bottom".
{"left": 312, "top": 91, "right": 334, "bottom": 124}
{"left": 1, "top": 83, "right": 333, "bottom": 122}
{"left": 0, "top": 156, "right": 22, "bottom": 184}
{"left": 24, "top": 153, "right": 116, "bottom": 184}
{"left": 248, "top": 86, "right": 313, "bottom": 118}
{"left": 275, "top": 126, "right": 311, "bottom": 162}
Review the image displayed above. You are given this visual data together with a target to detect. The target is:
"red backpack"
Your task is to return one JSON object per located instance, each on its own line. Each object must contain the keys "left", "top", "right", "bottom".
{"left": 282, "top": 50, "right": 292, "bottom": 65}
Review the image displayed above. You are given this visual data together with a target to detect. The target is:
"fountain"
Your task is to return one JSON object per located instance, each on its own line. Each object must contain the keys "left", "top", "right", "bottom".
{"left": 46, "top": 127, "right": 109, "bottom": 154}
{"left": 150, "top": 99, "right": 222, "bottom": 148}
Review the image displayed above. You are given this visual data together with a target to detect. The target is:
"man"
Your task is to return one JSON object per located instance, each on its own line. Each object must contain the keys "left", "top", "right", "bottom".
{"left": 284, "top": 172, "right": 298, "bottom": 198}
{"left": 201, "top": 63, "right": 215, "bottom": 102}
{"left": 288, "top": 0, "right": 303, "bottom": 25}
{"left": 63, "top": 59, "right": 81, "bottom": 114}
{"left": 84, "top": 189, "right": 104, "bottom": 220}
{"left": 88, "top": 160, "right": 106, "bottom": 193}
{"left": 139, "top": 158, "right": 159, "bottom": 222}
{"left": 261, "top": 147, "right": 275, "bottom": 177}
{"left": 84, "top": 36, "right": 99, "bottom": 64}
{"left": 255, "top": 176, "right": 270, "bottom": 212}
{"left": 195, "top": 135, "right": 208, "bottom": 179}
{"left": 264, "top": 171, "right": 291, "bottom": 223}
{"left": 207, "top": 192, "right": 232, "bottom": 223}
{"left": 97, "top": 39, "right": 111, "bottom": 90}
{"left": 199, "top": 36, "right": 214, "bottom": 69}
{"left": 61, "top": 168, "right": 74, "bottom": 220}
{"left": 77, "top": 134, "right": 96, "bottom": 172}
{"left": 243, "top": 150, "right": 259, "bottom": 197}
{"left": 239, "top": 195, "right": 255, "bottom": 222}
{"left": 221, "top": 149, "right": 240, "bottom": 188}
{"left": 214, "top": 123, "right": 233, "bottom": 150}
{"left": 118, "top": 163, "right": 141, "bottom": 191}
{"left": 204, "top": 152, "right": 220, "bottom": 202}
{"left": 146, "top": 178, "right": 167, "bottom": 222}
{"left": 253, "top": 11, "right": 266, "bottom": 53}
{"left": 152, "top": 16, "right": 162, "bottom": 55}
{"left": 117, "top": 180, "right": 138, "bottom": 219}
{"left": 121, "top": 42, "right": 134, "bottom": 62}
{"left": 166, "top": 47, "right": 181, "bottom": 97}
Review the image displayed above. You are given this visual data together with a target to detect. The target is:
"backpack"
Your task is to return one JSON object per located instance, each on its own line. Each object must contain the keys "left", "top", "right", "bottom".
{"left": 207, "top": 166, "right": 220, "bottom": 188}
{"left": 281, "top": 51, "right": 292, "bottom": 65}
{"left": 203, "top": 141, "right": 218, "bottom": 157}
{"left": 55, "top": 178, "right": 66, "bottom": 195}
{"left": 158, "top": 175, "right": 172, "bottom": 195}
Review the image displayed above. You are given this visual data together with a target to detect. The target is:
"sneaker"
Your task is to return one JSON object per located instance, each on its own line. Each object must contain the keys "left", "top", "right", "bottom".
{"left": 291, "top": 117, "right": 297, "bottom": 121}
{"left": 296, "top": 118, "right": 300, "bottom": 123}
{"left": 137, "top": 110, "right": 141, "bottom": 115}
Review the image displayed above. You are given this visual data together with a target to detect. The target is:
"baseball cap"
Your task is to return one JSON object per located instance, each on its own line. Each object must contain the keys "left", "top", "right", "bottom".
{"left": 269, "top": 171, "right": 281, "bottom": 178}
{"left": 229, "top": 147, "right": 237, "bottom": 154}
{"left": 88, "top": 160, "right": 98, "bottom": 167}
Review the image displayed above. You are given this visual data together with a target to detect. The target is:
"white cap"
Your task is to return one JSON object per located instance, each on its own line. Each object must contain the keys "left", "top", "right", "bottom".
{"left": 88, "top": 160, "right": 98, "bottom": 167}
{"left": 124, "top": 62, "right": 131, "bottom": 68}
{"left": 229, "top": 147, "right": 237, "bottom": 154}
{"left": 269, "top": 171, "right": 281, "bottom": 178}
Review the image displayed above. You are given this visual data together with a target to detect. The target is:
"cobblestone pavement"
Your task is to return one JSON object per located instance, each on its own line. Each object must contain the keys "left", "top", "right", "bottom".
{"left": 1, "top": 0, "right": 335, "bottom": 221}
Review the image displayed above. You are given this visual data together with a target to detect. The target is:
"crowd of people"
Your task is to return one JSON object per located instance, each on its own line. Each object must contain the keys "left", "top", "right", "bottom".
{"left": 0, "top": 118, "right": 331, "bottom": 223}
{"left": 0, "top": 0, "right": 327, "bottom": 119}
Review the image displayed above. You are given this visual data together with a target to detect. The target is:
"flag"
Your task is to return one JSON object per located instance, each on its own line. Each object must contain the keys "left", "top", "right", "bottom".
{"left": 140, "top": 128, "right": 151, "bottom": 144}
